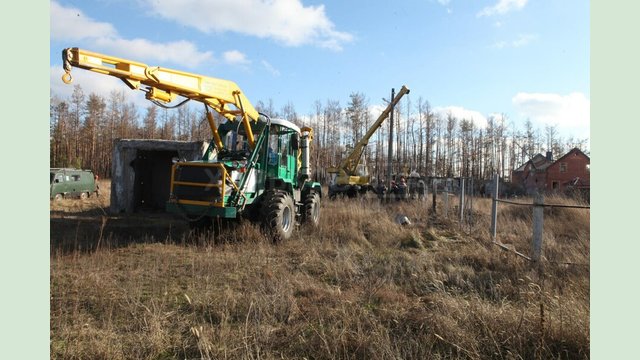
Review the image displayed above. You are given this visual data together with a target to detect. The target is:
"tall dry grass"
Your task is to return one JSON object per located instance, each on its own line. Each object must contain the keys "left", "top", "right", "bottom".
{"left": 51, "top": 192, "right": 589, "bottom": 359}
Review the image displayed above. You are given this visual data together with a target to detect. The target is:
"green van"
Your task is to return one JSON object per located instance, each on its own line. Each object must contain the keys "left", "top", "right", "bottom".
{"left": 50, "top": 168, "right": 98, "bottom": 201}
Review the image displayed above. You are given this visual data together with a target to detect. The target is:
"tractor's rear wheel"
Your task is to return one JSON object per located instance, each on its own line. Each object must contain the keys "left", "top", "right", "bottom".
{"left": 261, "top": 190, "right": 295, "bottom": 242}
{"left": 302, "top": 192, "right": 320, "bottom": 227}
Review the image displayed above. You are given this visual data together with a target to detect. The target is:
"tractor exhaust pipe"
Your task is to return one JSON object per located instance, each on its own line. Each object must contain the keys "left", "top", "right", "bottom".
{"left": 300, "top": 127, "right": 313, "bottom": 181}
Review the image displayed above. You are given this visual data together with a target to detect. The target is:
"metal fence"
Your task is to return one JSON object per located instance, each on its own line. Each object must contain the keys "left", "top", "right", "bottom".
{"left": 430, "top": 177, "right": 478, "bottom": 232}
{"left": 488, "top": 173, "right": 590, "bottom": 264}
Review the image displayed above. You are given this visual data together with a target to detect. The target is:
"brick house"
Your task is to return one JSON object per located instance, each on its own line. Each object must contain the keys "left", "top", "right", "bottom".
{"left": 511, "top": 148, "right": 590, "bottom": 195}
{"left": 545, "top": 148, "right": 590, "bottom": 193}
{"left": 511, "top": 152, "right": 554, "bottom": 195}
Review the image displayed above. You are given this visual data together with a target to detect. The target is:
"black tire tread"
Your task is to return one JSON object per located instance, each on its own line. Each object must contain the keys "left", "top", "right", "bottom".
{"left": 302, "top": 191, "right": 320, "bottom": 227}
{"left": 261, "top": 190, "right": 295, "bottom": 242}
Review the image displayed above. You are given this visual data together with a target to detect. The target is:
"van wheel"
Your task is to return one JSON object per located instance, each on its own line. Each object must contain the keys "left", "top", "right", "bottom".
{"left": 80, "top": 192, "right": 88, "bottom": 200}
{"left": 54, "top": 194, "right": 63, "bottom": 201}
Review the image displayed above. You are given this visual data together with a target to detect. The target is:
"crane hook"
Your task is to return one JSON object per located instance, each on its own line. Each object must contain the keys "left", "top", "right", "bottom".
{"left": 62, "top": 71, "right": 73, "bottom": 84}
{"left": 61, "top": 48, "right": 74, "bottom": 84}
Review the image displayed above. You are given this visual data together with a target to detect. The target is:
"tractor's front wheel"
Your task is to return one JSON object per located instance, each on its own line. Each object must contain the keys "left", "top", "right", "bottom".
{"left": 261, "top": 191, "right": 295, "bottom": 242}
{"left": 302, "top": 192, "right": 321, "bottom": 227}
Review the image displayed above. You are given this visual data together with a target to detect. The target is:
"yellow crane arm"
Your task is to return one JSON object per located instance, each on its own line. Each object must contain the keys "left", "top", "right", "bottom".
{"left": 337, "top": 85, "right": 410, "bottom": 176}
{"left": 61, "top": 47, "right": 260, "bottom": 149}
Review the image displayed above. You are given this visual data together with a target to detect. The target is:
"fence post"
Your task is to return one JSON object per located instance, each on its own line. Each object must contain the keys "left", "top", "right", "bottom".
{"left": 532, "top": 193, "right": 544, "bottom": 262}
{"left": 490, "top": 173, "right": 499, "bottom": 241}
{"left": 469, "top": 177, "right": 474, "bottom": 225}
{"left": 432, "top": 179, "right": 437, "bottom": 214}
{"left": 459, "top": 178, "right": 465, "bottom": 223}
{"left": 443, "top": 191, "right": 449, "bottom": 217}
{"left": 424, "top": 181, "right": 429, "bottom": 217}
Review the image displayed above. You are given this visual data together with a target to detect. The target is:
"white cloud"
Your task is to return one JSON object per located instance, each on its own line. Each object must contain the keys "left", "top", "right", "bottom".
{"left": 261, "top": 60, "right": 281, "bottom": 77}
{"left": 141, "top": 0, "right": 353, "bottom": 50}
{"left": 434, "top": 0, "right": 452, "bottom": 13}
{"left": 492, "top": 33, "right": 537, "bottom": 49}
{"left": 477, "top": 0, "right": 527, "bottom": 17}
{"left": 512, "top": 92, "right": 590, "bottom": 136}
{"left": 369, "top": 104, "right": 387, "bottom": 117}
{"left": 512, "top": 34, "right": 537, "bottom": 47}
{"left": 223, "top": 50, "right": 251, "bottom": 65}
{"left": 51, "top": 1, "right": 212, "bottom": 67}
{"left": 492, "top": 41, "right": 508, "bottom": 49}
{"left": 50, "top": 1, "right": 117, "bottom": 41}
{"left": 434, "top": 106, "right": 489, "bottom": 129}
{"left": 94, "top": 38, "right": 214, "bottom": 68}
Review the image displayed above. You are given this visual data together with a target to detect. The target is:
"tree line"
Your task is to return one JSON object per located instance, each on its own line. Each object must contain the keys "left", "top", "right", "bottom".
{"left": 50, "top": 85, "right": 589, "bottom": 183}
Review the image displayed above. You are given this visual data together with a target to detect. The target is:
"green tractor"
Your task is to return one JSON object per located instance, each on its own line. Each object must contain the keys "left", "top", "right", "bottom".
{"left": 62, "top": 47, "right": 322, "bottom": 241}
{"left": 167, "top": 117, "right": 322, "bottom": 241}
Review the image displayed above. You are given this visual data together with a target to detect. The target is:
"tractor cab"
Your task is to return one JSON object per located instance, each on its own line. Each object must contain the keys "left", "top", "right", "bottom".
{"left": 265, "top": 118, "right": 302, "bottom": 186}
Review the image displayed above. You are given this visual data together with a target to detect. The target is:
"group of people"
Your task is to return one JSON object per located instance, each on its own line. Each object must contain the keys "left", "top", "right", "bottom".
{"left": 375, "top": 176, "right": 426, "bottom": 201}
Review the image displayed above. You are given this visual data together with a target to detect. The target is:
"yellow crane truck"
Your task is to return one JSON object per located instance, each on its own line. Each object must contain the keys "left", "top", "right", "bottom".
{"left": 327, "top": 85, "right": 409, "bottom": 198}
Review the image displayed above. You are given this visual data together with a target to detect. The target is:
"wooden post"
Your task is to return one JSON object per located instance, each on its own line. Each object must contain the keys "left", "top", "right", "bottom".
{"left": 469, "top": 177, "right": 474, "bottom": 225}
{"left": 532, "top": 193, "right": 544, "bottom": 262}
{"left": 432, "top": 179, "right": 437, "bottom": 214}
{"left": 425, "top": 180, "right": 429, "bottom": 218}
{"left": 490, "top": 173, "right": 499, "bottom": 241}
{"left": 459, "top": 178, "right": 465, "bottom": 223}
{"left": 443, "top": 191, "right": 449, "bottom": 218}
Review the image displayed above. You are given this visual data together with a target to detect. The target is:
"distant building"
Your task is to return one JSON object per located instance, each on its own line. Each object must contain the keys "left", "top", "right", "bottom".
{"left": 511, "top": 148, "right": 590, "bottom": 196}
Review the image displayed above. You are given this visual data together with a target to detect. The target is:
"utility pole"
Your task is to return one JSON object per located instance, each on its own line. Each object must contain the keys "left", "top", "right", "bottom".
{"left": 386, "top": 88, "right": 395, "bottom": 201}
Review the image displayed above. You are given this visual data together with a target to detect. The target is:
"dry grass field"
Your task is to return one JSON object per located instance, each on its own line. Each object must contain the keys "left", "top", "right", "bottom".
{"left": 50, "top": 181, "right": 589, "bottom": 359}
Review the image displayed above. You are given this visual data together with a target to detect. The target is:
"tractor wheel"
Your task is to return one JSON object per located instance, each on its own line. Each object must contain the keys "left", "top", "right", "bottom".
{"left": 302, "top": 192, "right": 321, "bottom": 227}
{"left": 261, "top": 191, "right": 295, "bottom": 242}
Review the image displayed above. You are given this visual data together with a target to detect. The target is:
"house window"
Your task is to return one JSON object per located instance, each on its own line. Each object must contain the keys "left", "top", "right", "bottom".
{"left": 552, "top": 181, "right": 559, "bottom": 189}
{"left": 559, "top": 163, "right": 567, "bottom": 173}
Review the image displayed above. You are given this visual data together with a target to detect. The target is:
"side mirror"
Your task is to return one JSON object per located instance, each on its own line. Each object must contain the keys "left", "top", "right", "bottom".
{"left": 291, "top": 133, "right": 300, "bottom": 150}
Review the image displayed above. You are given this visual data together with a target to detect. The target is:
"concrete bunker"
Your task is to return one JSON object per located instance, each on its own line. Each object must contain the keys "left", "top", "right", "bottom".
{"left": 111, "top": 139, "right": 207, "bottom": 214}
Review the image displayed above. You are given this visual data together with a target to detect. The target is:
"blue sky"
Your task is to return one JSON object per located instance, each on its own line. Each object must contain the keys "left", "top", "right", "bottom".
{"left": 50, "top": 0, "right": 590, "bottom": 140}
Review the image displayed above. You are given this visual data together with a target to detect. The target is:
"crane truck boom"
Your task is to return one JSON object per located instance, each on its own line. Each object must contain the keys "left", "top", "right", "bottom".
{"left": 327, "top": 85, "right": 410, "bottom": 198}
{"left": 61, "top": 47, "right": 322, "bottom": 241}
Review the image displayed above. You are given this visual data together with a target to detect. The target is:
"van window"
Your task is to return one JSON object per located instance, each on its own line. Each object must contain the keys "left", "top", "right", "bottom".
{"left": 71, "top": 175, "right": 81, "bottom": 181}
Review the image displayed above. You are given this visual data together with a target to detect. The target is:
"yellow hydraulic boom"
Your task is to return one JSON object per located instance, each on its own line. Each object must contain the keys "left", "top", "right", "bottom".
{"left": 61, "top": 47, "right": 260, "bottom": 150}
{"left": 329, "top": 85, "right": 410, "bottom": 186}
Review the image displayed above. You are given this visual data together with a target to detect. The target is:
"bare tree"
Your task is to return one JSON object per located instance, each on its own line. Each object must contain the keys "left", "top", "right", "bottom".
{"left": 142, "top": 105, "right": 158, "bottom": 139}
{"left": 70, "top": 85, "right": 85, "bottom": 167}
{"left": 83, "top": 93, "right": 106, "bottom": 173}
